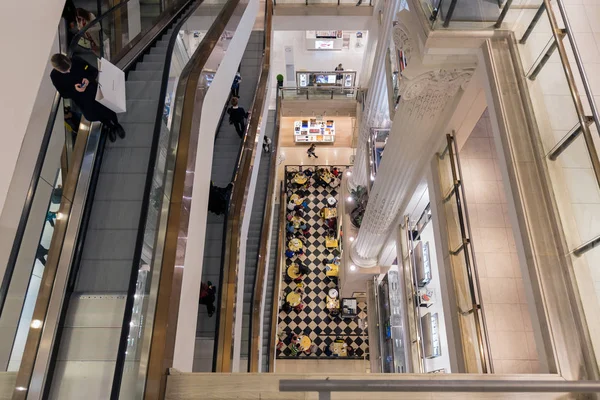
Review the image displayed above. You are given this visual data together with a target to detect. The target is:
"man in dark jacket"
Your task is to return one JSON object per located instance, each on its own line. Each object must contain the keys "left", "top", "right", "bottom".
{"left": 50, "top": 53, "right": 125, "bottom": 142}
{"left": 227, "top": 97, "right": 249, "bottom": 138}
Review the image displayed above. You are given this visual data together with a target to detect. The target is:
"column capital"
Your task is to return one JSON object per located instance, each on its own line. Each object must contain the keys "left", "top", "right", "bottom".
{"left": 399, "top": 68, "right": 474, "bottom": 101}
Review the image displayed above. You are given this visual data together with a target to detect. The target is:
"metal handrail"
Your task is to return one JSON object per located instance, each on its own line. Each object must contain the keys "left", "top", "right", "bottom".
{"left": 215, "top": 0, "right": 272, "bottom": 372}
{"left": 280, "top": 379, "right": 600, "bottom": 398}
{"left": 280, "top": 86, "right": 361, "bottom": 100}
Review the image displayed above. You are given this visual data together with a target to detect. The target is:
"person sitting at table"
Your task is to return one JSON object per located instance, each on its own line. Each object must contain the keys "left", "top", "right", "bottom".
{"left": 298, "top": 261, "right": 310, "bottom": 276}
{"left": 287, "top": 222, "right": 296, "bottom": 234}
{"left": 294, "top": 303, "right": 305, "bottom": 313}
{"left": 287, "top": 199, "right": 297, "bottom": 211}
{"left": 294, "top": 285, "right": 304, "bottom": 294}
{"left": 324, "top": 344, "right": 333, "bottom": 357}
{"left": 304, "top": 168, "right": 313, "bottom": 178}
{"left": 282, "top": 301, "right": 292, "bottom": 313}
{"left": 302, "top": 226, "right": 310, "bottom": 237}
{"left": 291, "top": 333, "right": 300, "bottom": 344}
{"left": 304, "top": 343, "right": 318, "bottom": 356}
{"left": 347, "top": 345, "right": 355, "bottom": 357}
{"left": 289, "top": 342, "right": 300, "bottom": 357}
{"left": 331, "top": 167, "right": 340, "bottom": 177}
{"left": 285, "top": 249, "right": 295, "bottom": 259}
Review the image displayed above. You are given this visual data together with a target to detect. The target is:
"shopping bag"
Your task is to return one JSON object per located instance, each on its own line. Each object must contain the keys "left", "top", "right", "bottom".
{"left": 95, "top": 57, "right": 127, "bottom": 113}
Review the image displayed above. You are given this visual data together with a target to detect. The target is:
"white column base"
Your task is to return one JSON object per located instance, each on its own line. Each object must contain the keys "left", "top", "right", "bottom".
{"left": 350, "top": 242, "right": 378, "bottom": 268}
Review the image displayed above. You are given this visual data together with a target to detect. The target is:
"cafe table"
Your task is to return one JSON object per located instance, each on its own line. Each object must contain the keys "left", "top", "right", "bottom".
{"left": 320, "top": 171, "right": 333, "bottom": 184}
{"left": 325, "top": 237, "right": 338, "bottom": 248}
{"left": 326, "top": 295, "right": 340, "bottom": 310}
{"left": 300, "top": 335, "right": 312, "bottom": 351}
{"left": 286, "top": 291, "right": 301, "bottom": 307}
{"left": 287, "top": 264, "right": 300, "bottom": 279}
{"left": 326, "top": 264, "right": 339, "bottom": 277}
{"left": 322, "top": 207, "right": 337, "bottom": 219}
{"left": 288, "top": 238, "right": 303, "bottom": 252}
{"left": 291, "top": 216, "right": 305, "bottom": 229}
{"left": 294, "top": 173, "right": 308, "bottom": 185}
{"left": 290, "top": 193, "right": 303, "bottom": 205}
{"left": 333, "top": 342, "right": 347, "bottom": 357}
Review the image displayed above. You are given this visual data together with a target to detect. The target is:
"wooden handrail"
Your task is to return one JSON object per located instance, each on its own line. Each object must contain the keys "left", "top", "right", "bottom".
{"left": 215, "top": 0, "right": 273, "bottom": 372}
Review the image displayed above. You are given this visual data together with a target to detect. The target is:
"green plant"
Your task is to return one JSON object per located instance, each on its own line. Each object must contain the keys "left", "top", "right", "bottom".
{"left": 276, "top": 74, "right": 284, "bottom": 82}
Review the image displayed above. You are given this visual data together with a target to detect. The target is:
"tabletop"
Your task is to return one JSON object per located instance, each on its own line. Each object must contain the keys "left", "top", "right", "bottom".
{"left": 326, "top": 264, "right": 339, "bottom": 277}
{"left": 287, "top": 264, "right": 300, "bottom": 279}
{"left": 294, "top": 173, "right": 308, "bottom": 185}
{"left": 288, "top": 238, "right": 303, "bottom": 252}
{"left": 290, "top": 193, "right": 303, "bottom": 205}
{"left": 333, "top": 342, "right": 347, "bottom": 357}
{"left": 300, "top": 335, "right": 311, "bottom": 351}
{"left": 287, "top": 291, "right": 301, "bottom": 307}
{"left": 322, "top": 208, "right": 337, "bottom": 219}
{"left": 325, "top": 238, "right": 338, "bottom": 248}
{"left": 327, "top": 197, "right": 336, "bottom": 206}
{"left": 326, "top": 295, "right": 340, "bottom": 310}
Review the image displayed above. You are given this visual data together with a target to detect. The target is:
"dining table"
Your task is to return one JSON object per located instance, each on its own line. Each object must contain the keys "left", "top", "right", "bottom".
{"left": 288, "top": 238, "right": 303, "bottom": 252}
{"left": 322, "top": 207, "right": 337, "bottom": 219}
{"left": 286, "top": 291, "right": 302, "bottom": 307}
{"left": 333, "top": 342, "right": 347, "bottom": 357}
{"left": 326, "top": 264, "right": 339, "bottom": 277}
{"left": 290, "top": 193, "right": 303, "bottom": 205}
{"left": 300, "top": 335, "right": 312, "bottom": 351}
{"left": 287, "top": 264, "right": 300, "bottom": 279}
{"left": 325, "top": 237, "right": 338, "bottom": 248}
{"left": 294, "top": 173, "right": 308, "bottom": 185}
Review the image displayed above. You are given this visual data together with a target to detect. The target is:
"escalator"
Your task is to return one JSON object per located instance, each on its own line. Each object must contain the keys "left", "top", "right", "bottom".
{"left": 195, "top": 30, "right": 265, "bottom": 371}
{"left": 47, "top": 3, "right": 202, "bottom": 399}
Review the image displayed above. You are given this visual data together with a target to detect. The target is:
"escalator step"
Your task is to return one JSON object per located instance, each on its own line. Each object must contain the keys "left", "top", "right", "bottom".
{"left": 126, "top": 81, "right": 162, "bottom": 99}
{"left": 136, "top": 62, "right": 165, "bottom": 72}
{"left": 128, "top": 70, "right": 163, "bottom": 81}
{"left": 119, "top": 100, "right": 160, "bottom": 123}
{"left": 144, "top": 54, "right": 165, "bottom": 63}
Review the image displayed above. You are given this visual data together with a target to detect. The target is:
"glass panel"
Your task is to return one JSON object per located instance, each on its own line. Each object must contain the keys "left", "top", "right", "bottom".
{"left": 424, "top": 0, "right": 502, "bottom": 30}
{"left": 117, "top": 1, "right": 227, "bottom": 396}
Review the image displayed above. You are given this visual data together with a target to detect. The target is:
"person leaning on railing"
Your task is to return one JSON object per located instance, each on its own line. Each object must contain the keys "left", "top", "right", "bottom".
{"left": 50, "top": 54, "right": 125, "bottom": 142}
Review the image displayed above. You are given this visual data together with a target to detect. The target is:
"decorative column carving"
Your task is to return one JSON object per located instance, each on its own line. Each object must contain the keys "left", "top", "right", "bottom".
{"left": 350, "top": 0, "right": 402, "bottom": 189}
{"left": 351, "top": 67, "right": 474, "bottom": 267}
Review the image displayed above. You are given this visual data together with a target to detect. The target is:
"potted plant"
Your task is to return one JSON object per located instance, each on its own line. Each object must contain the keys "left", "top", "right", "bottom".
{"left": 350, "top": 186, "right": 368, "bottom": 228}
{"left": 276, "top": 74, "right": 284, "bottom": 88}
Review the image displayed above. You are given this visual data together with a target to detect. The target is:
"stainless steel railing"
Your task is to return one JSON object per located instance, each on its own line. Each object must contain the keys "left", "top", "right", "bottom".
{"left": 437, "top": 133, "right": 493, "bottom": 374}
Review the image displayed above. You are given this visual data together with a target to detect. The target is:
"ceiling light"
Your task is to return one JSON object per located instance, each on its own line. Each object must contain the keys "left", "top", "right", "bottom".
{"left": 30, "top": 319, "right": 42, "bottom": 329}
{"left": 349, "top": 236, "right": 355, "bottom": 242}
{"left": 350, "top": 265, "right": 356, "bottom": 271}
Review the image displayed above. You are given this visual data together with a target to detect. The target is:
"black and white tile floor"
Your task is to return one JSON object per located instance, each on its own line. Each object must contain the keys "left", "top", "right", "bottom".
{"left": 277, "top": 165, "right": 369, "bottom": 359}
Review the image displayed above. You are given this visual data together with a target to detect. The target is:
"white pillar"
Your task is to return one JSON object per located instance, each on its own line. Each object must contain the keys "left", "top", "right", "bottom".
{"left": 350, "top": 13, "right": 474, "bottom": 267}
{"left": 350, "top": 0, "right": 401, "bottom": 189}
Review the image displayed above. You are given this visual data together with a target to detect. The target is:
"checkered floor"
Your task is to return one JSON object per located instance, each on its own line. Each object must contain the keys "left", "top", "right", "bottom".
{"left": 277, "top": 165, "right": 369, "bottom": 359}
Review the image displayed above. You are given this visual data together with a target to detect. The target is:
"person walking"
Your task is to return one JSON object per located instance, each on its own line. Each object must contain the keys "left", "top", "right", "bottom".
{"left": 307, "top": 143, "right": 318, "bottom": 159}
{"left": 227, "top": 97, "right": 249, "bottom": 138}
{"left": 199, "top": 281, "right": 217, "bottom": 317}
{"left": 50, "top": 54, "right": 125, "bottom": 142}
{"left": 231, "top": 71, "right": 242, "bottom": 98}
{"left": 335, "top": 63, "right": 344, "bottom": 84}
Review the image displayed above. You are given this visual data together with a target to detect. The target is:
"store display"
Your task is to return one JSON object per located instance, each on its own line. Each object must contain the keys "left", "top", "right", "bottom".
{"left": 294, "top": 119, "right": 335, "bottom": 143}
{"left": 421, "top": 312, "right": 441, "bottom": 359}
{"left": 417, "top": 287, "right": 436, "bottom": 308}
{"left": 414, "top": 241, "right": 432, "bottom": 287}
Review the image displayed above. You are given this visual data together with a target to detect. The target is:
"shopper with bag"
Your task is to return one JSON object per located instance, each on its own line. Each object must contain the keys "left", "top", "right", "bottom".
{"left": 50, "top": 54, "right": 125, "bottom": 142}
{"left": 227, "top": 97, "right": 249, "bottom": 138}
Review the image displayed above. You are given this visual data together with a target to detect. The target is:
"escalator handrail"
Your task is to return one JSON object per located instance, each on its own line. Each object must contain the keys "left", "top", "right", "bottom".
{"left": 215, "top": 0, "right": 272, "bottom": 372}
{"left": 67, "top": 0, "right": 132, "bottom": 57}
{"left": 0, "top": 0, "right": 136, "bottom": 318}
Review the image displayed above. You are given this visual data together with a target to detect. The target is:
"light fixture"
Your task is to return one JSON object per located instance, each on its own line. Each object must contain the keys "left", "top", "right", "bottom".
{"left": 347, "top": 196, "right": 353, "bottom": 202}
{"left": 349, "top": 236, "right": 355, "bottom": 242}
{"left": 16, "top": 387, "right": 27, "bottom": 392}
{"left": 56, "top": 212, "right": 64, "bottom": 220}
{"left": 370, "top": 175, "right": 375, "bottom": 181}
{"left": 346, "top": 170, "right": 352, "bottom": 176}
{"left": 350, "top": 264, "right": 356, "bottom": 271}
{"left": 30, "top": 319, "right": 42, "bottom": 329}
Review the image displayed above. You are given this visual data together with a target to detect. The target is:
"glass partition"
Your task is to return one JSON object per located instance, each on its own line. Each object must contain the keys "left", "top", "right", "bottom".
{"left": 280, "top": 86, "right": 359, "bottom": 100}
{"left": 116, "top": 1, "right": 227, "bottom": 396}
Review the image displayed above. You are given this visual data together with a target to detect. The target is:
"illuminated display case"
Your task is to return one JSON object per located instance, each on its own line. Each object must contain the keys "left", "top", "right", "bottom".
{"left": 293, "top": 118, "right": 336, "bottom": 143}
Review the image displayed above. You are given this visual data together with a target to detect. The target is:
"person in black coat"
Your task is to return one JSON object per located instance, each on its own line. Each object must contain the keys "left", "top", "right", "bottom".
{"left": 50, "top": 54, "right": 125, "bottom": 142}
{"left": 227, "top": 97, "right": 249, "bottom": 138}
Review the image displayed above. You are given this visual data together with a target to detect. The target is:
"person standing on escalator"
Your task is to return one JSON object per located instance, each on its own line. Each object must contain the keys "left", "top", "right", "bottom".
{"left": 50, "top": 54, "right": 125, "bottom": 142}
{"left": 227, "top": 97, "right": 249, "bottom": 138}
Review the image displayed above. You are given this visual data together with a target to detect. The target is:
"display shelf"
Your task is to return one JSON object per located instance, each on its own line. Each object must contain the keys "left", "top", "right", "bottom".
{"left": 294, "top": 119, "right": 335, "bottom": 143}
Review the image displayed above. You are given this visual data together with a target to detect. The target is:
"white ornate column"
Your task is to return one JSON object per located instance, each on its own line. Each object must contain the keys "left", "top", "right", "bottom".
{"left": 350, "top": 0, "right": 402, "bottom": 189}
{"left": 350, "top": 13, "right": 474, "bottom": 267}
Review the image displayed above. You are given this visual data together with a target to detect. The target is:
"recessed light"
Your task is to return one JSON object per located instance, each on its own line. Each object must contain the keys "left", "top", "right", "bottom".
{"left": 349, "top": 236, "right": 355, "bottom": 242}
{"left": 350, "top": 265, "right": 356, "bottom": 271}
{"left": 30, "top": 319, "right": 42, "bottom": 329}
{"left": 347, "top": 196, "right": 353, "bottom": 202}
